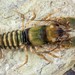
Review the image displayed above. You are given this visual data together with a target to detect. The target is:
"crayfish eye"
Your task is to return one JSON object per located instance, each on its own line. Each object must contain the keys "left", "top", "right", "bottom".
{"left": 57, "top": 28, "right": 64, "bottom": 37}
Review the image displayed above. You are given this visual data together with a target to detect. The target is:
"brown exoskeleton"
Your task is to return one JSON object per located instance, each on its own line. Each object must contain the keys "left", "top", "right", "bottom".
{"left": 0, "top": 10, "right": 75, "bottom": 69}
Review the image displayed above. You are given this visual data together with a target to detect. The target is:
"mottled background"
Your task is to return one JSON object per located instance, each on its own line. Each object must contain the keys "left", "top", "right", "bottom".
{"left": 0, "top": 0, "right": 75, "bottom": 75}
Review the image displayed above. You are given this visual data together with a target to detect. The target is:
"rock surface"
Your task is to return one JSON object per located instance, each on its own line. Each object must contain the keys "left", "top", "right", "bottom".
{"left": 0, "top": 0, "right": 75, "bottom": 75}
